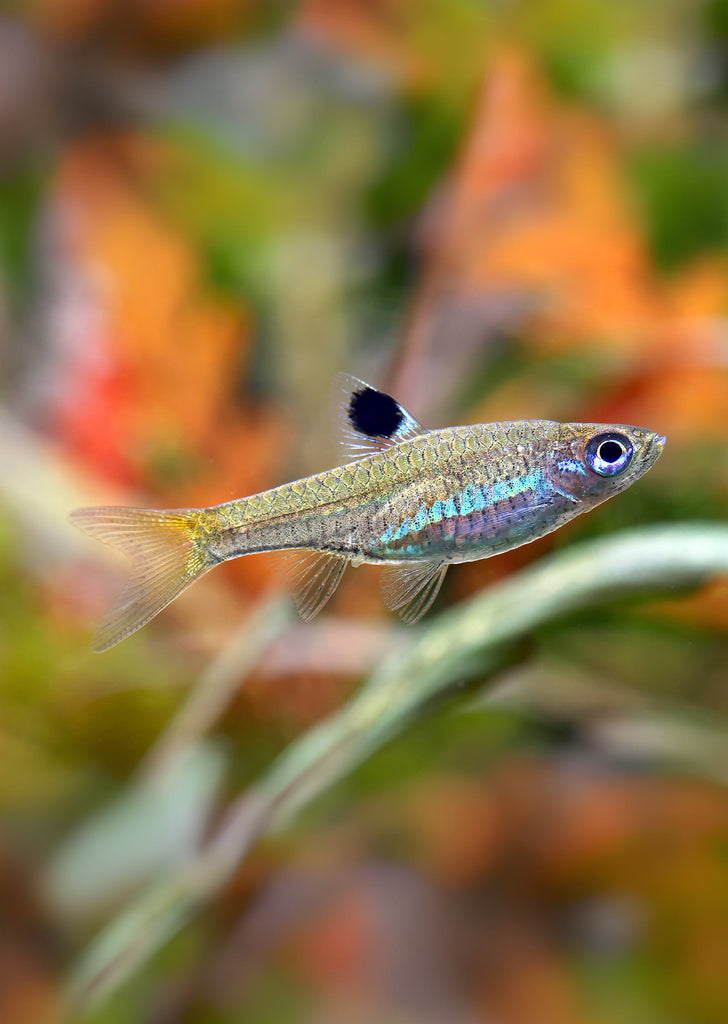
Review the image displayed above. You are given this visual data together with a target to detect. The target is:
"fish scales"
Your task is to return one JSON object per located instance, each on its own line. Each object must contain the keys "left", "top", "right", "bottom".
{"left": 70, "top": 375, "right": 665, "bottom": 650}
{"left": 195, "top": 422, "right": 602, "bottom": 564}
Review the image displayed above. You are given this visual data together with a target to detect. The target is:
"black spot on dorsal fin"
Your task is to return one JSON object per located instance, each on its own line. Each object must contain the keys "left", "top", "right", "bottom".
{"left": 334, "top": 373, "right": 429, "bottom": 460}
{"left": 349, "top": 385, "right": 404, "bottom": 439}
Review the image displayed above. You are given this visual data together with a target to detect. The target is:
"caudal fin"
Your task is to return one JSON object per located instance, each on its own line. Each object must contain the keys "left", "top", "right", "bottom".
{"left": 70, "top": 506, "right": 214, "bottom": 652}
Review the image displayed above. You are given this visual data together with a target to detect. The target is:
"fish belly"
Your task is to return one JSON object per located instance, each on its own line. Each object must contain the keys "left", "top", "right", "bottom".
{"left": 366, "top": 480, "right": 572, "bottom": 564}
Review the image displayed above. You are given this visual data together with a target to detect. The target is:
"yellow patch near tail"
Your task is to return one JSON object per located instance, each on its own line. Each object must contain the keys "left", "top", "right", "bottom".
{"left": 69, "top": 506, "right": 213, "bottom": 652}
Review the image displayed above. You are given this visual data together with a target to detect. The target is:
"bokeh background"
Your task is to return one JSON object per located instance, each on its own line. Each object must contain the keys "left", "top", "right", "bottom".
{"left": 2, "top": 2, "right": 728, "bottom": 1022}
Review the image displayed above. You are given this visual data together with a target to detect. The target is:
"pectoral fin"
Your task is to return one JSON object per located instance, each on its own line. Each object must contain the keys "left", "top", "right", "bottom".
{"left": 380, "top": 560, "right": 448, "bottom": 624}
{"left": 456, "top": 499, "right": 555, "bottom": 538}
{"left": 285, "top": 550, "right": 348, "bottom": 620}
{"left": 335, "top": 374, "right": 429, "bottom": 460}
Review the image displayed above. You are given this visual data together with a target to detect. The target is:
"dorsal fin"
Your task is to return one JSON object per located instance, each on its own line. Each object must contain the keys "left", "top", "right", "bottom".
{"left": 335, "top": 374, "right": 429, "bottom": 460}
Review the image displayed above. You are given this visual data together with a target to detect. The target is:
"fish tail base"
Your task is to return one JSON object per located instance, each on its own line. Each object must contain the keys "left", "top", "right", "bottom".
{"left": 70, "top": 506, "right": 214, "bottom": 651}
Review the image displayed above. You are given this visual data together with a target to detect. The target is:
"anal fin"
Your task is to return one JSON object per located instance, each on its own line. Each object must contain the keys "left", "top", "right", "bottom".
{"left": 285, "top": 550, "right": 348, "bottom": 621}
{"left": 380, "top": 560, "right": 448, "bottom": 624}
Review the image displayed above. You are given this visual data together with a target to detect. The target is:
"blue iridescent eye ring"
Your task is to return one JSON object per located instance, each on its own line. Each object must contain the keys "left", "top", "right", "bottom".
{"left": 584, "top": 431, "right": 633, "bottom": 477}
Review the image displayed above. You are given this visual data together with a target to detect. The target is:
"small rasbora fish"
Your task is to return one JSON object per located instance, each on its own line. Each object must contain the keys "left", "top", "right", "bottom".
{"left": 71, "top": 374, "right": 665, "bottom": 651}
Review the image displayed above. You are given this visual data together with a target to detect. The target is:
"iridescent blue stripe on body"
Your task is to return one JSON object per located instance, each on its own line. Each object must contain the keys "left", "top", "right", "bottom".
{"left": 372, "top": 468, "right": 553, "bottom": 560}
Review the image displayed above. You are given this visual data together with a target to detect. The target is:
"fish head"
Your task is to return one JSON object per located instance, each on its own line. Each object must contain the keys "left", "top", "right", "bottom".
{"left": 547, "top": 423, "right": 665, "bottom": 505}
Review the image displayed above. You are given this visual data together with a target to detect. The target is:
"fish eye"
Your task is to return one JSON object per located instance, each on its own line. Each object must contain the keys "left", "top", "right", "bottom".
{"left": 584, "top": 431, "right": 633, "bottom": 477}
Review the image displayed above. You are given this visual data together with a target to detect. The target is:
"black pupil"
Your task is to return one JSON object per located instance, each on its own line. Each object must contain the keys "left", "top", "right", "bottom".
{"left": 598, "top": 439, "right": 624, "bottom": 464}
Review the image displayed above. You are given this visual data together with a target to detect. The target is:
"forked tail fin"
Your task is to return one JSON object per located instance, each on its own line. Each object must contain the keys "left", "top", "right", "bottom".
{"left": 69, "top": 506, "right": 215, "bottom": 652}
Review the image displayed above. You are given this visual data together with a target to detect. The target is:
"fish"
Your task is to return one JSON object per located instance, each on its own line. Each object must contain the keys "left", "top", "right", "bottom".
{"left": 70, "top": 374, "right": 666, "bottom": 651}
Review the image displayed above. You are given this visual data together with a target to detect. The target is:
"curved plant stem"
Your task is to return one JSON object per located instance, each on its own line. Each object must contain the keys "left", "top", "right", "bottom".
{"left": 66, "top": 523, "right": 728, "bottom": 1014}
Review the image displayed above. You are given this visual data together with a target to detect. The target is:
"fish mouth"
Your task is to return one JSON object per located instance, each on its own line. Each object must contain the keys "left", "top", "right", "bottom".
{"left": 648, "top": 432, "right": 666, "bottom": 463}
